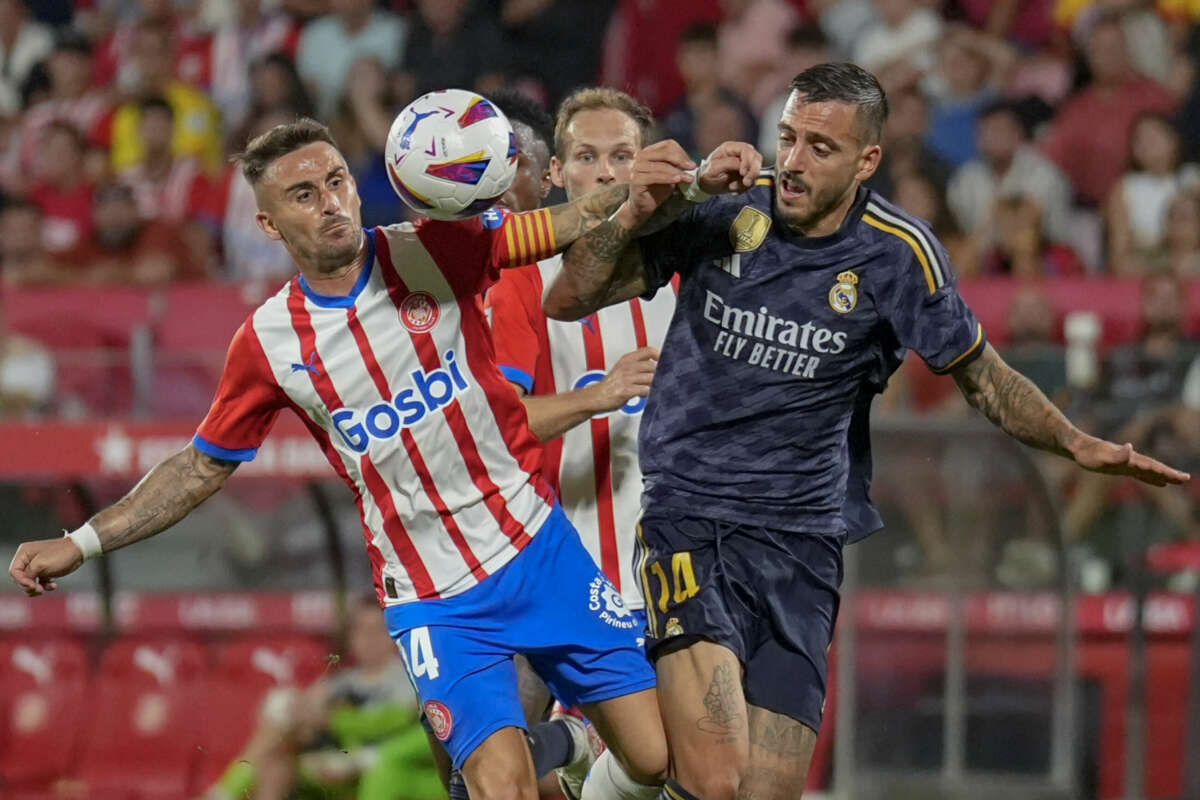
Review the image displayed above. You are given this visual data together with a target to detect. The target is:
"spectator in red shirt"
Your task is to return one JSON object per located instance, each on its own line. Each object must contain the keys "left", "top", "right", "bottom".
{"left": 27, "top": 121, "right": 94, "bottom": 254}
{"left": 1042, "top": 13, "right": 1176, "bottom": 207}
{"left": 53, "top": 179, "right": 201, "bottom": 286}
{"left": 92, "top": 0, "right": 208, "bottom": 91}
{"left": 13, "top": 30, "right": 112, "bottom": 186}
{"left": 0, "top": 198, "right": 56, "bottom": 285}
{"left": 119, "top": 96, "right": 211, "bottom": 223}
{"left": 980, "top": 195, "right": 1085, "bottom": 277}
{"left": 118, "top": 95, "right": 217, "bottom": 269}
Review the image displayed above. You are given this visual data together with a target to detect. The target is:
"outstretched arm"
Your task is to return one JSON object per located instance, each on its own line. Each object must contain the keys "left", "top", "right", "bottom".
{"left": 8, "top": 444, "right": 239, "bottom": 596}
{"left": 951, "top": 345, "right": 1190, "bottom": 486}
{"left": 545, "top": 140, "right": 763, "bottom": 320}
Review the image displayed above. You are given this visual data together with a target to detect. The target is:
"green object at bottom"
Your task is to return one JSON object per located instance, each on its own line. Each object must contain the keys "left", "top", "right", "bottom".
{"left": 215, "top": 724, "right": 444, "bottom": 800}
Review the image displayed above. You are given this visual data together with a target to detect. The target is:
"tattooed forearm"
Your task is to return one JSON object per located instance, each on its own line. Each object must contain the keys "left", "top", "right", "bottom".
{"left": 545, "top": 185, "right": 701, "bottom": 319}
{"left": 546, "top": 218, "right": 646, "bottom": 320}
{"left": 91, "top": 444, "right": 238, "bottom": 552}
{"left": 546, "top": 183, "right": 629, "bottom": 248}
{"left": 697, "top": 662, "right": 745, "bottom": 739}
{"left": 952, "top": 345, "right": 1083, "bottom": 458}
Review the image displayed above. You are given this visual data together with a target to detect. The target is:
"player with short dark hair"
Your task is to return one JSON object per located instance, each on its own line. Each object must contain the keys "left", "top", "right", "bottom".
{"left": 545, "top": 62, "right": 1190, "bottom": 800}
{"left": 6, "top": 112, "right": 760, "bottom": 800}
{"left": 488, "top": 88, "right": 555, "bottom": 216}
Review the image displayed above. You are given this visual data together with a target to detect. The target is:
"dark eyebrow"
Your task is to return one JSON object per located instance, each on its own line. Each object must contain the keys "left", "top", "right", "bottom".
{"left": 284, "top": 179, "right": 314, "bottom": 195}
{"left": 777, "top": 122, "right": 794, "bottom": 135}
{"left": 284, "top": 166, "right": 345, "bottom": 196}
{"left": 805, "top": 131, "right": 840, "bottom": 149}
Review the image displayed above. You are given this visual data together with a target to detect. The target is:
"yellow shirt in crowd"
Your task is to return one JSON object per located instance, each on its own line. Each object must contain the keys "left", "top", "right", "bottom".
{"left": 109, "top": 81, "right": 223, "bottom": 174}
{"left": 1056, "top": 0, "right": 1200, "bottom": 25}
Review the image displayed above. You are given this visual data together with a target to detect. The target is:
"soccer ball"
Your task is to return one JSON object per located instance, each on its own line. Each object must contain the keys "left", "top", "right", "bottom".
{"left": 384, "top": 89, "right": 519, "bottom": 221}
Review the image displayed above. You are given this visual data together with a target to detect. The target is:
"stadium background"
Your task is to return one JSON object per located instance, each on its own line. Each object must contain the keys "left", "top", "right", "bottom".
{"left": 0, "top": 0, "right": 1198, "bottom": 798}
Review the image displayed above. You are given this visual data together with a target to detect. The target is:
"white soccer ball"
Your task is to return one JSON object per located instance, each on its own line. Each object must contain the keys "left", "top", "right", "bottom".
{"left": 384, "top": 89, "right": 518, "bottom": 221}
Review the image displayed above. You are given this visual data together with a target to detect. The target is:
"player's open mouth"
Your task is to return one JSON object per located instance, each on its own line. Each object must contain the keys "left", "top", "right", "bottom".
{"left": 779, "top": 175, "right": 806, "bottom": 199}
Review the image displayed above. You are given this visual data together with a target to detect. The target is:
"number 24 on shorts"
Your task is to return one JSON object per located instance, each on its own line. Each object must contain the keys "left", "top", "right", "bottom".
{"left": 398, "top": 626, "right": 441, "bottom": 680}
{"left": 646, "top": 552, "right": 700, "bottom": 613}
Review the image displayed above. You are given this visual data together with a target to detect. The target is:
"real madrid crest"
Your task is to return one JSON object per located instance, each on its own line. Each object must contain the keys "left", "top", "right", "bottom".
{"left": 828, "top": 270, "right": 859, "bottom": 314}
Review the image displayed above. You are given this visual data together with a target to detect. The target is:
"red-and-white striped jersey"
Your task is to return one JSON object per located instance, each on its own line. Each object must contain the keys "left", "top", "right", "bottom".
{"left": 486, "top": 255, "right": 677, "bottom": 608}
{"left": 194, "top": 210, "right": 561, "bottom": 606}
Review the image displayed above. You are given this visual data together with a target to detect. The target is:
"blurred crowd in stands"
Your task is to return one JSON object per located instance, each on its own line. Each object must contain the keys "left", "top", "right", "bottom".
{"left": 0, "top": 0, "right": 1196, "bottom": 590}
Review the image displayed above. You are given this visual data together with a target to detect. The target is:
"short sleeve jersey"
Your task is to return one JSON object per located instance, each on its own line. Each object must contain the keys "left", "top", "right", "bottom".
{"left": 486, "top": 254, "right": 677, "bottom": 607}
{"left": 193, "top": 208, "right": 562, "bottom": 605}
{"left": 637, "top": 178, "right": 985, "bottom": 540}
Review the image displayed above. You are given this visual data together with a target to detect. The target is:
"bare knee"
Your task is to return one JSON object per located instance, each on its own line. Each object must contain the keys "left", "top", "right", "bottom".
{"left": 676, "top": 760, "right": 746, "bottom": 800}
{"left": 462, "top": 727, "right": 539, "bottom": 800}
{"left": 671, "top": 739, "right": 748, "bottom": 800}
{"left": 467, "top": 767, "right": 539, "bottom": 800}
{"left": 610, "top": 734, "right": 669, "bottom": 785}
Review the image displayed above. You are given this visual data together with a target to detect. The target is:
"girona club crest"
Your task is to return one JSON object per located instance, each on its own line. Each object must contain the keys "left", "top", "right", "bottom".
{"left": 400, "top": 291, "right": 440, "bottom": 333}
{"left": 424, "top": 700, "right": 454, "bottom": 741}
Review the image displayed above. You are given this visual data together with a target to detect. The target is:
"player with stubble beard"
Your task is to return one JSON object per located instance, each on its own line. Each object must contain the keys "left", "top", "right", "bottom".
{"left": 544, "top": 62, "right": 1190, "bottom": 800}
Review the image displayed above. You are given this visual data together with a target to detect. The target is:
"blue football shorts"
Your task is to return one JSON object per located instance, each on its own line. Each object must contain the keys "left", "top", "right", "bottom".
{"left": 637, "top": 510, "right": 846, "bottom": 733}
{"left": 385, "top": 504, "right": 656, "bottom": 766}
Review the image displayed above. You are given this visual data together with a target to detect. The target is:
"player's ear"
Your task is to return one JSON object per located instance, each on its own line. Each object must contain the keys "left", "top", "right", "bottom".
{"left": 256, "top": 211, "right": 282, "bottom": 241}
{"left": 539, "top": 166, "right": 553, "bottom": 200}
{"left": 549, "top": 156, "right": 566, "bottom": 190}
{"left": 855, "top": 144, "right": 883, "bottom": 184}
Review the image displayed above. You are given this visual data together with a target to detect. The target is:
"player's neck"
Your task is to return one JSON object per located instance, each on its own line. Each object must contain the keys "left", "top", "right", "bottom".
{"left": 296, "top": 235, "right": 369, "bottom": 297}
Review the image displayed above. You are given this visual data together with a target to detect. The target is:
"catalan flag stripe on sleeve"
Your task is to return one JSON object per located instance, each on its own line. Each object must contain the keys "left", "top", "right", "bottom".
{"left": 500, "top": 208, "right": 557, "bottom": 267}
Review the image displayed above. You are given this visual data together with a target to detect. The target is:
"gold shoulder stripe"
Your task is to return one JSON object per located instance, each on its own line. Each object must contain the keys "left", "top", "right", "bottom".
{"left": 541, "top": 208, "right": 556, "bottom": 251}
{"left": 503, "top": 212, "right": 517, "bottom": 262}
{"left": 863, "top": 213, "right": 937, "bottom": 294}
{"left": 936, "top": 324, "right": 985, "bottom": 373}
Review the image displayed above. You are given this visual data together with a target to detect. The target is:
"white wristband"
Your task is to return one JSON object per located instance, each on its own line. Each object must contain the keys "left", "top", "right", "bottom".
{"left": 680, "top": 160, "right": 711, "bottom": 203}
{"left": 66, "top": 523, "right": 103, "bottom": 561}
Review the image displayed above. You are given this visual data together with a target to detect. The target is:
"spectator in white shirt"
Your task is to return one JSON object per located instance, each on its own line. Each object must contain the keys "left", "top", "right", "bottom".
{"left": 851, "top": 0, "right": 942, "bottom": 77}
{"left": 0, "top": 0, "right": 53, "bottom": 115}
{"left": 295, "top": 0, "right": 405, "bottom": 118}
{"left": 948, "top": 98, "right": 1073, "bottom": 247}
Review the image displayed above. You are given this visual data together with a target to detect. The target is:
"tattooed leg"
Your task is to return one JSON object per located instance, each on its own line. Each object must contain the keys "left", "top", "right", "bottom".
{"left": 737, "top": 706, "right": 817, "bottom": 800}
{"left": 655, "top": 640, "right": 748, "bottom": 800}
